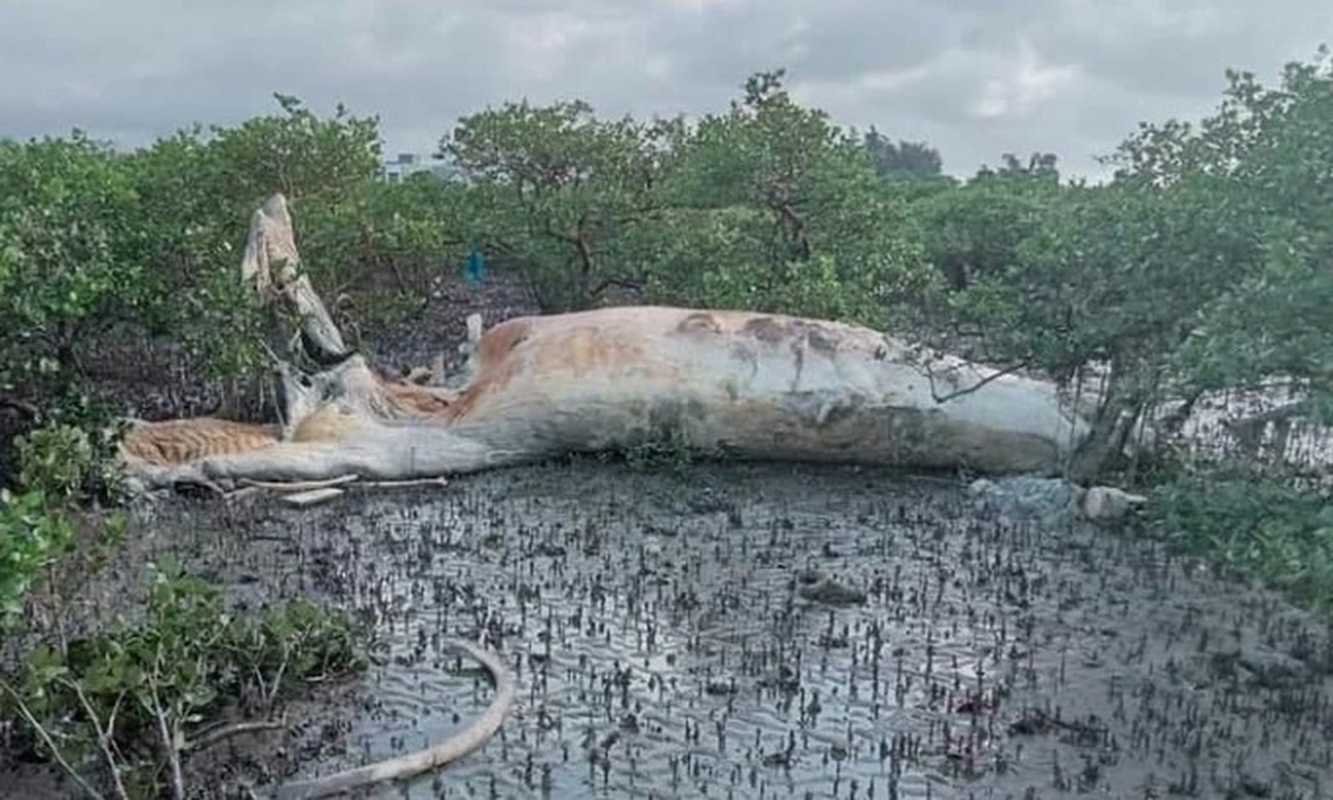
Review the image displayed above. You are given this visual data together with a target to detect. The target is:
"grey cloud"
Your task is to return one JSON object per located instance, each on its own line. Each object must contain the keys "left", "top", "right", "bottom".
{"left": 0, "top": 0, "right": 1328, "bottom": 179}
{"left": 1031, "top": 1, "right": 1333, "bottom": 100}
{"left": 1, "top": 0, "right": 512, "bottom": 144}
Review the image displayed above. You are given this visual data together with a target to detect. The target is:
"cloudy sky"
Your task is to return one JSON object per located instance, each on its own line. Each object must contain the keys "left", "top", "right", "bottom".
{"left": 3, "top": 0, "right": 1329, "bottom": 180}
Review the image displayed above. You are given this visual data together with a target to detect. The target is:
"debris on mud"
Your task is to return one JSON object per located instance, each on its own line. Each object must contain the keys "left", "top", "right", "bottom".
{"left": 968, "top": 475, "right": 1087, "bottom": 524}
{"left": 796, "top": 568, "right": 868, "bottom": 606}
{"left": 3, "top": 460, "right": 1324, "bottom": 798}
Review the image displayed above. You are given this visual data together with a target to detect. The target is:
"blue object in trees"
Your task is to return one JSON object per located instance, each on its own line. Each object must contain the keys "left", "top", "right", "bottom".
{"left": 464, "top": 248, "right": 486, "bottom": 284}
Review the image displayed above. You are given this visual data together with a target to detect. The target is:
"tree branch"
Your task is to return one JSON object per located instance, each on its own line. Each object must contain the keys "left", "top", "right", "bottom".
{"left": 0, "top": 396, "right": 42, "bottom": 422}
{"left": 587, "top": 277, "right": 646, "bottom": 298}
{"left": 150, "top": 648, "right": 186, "bottom": 800}
{"left": 61, "top": 678, "right": 131, "bottom": 800}
{"left": 1, "top": 680, "right": 109, "bottom": 800}
{"left": 183, "top": 717, "right": 286, "bottom": 755}
{"left": 915, "top": 354, "right": 1030, "bottom": 404}
{"left": 1223, "top": 398, "right": 1311, "bottom": 430}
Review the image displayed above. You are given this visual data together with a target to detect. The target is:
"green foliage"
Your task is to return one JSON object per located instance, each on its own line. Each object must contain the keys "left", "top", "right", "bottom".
{"left": 951, "top": 178, "right": 1245, "bottom": 375}
{"left": 0, "top": 558, "right": 367, "bottom": 798}
{"left": 913, "top": 168, "right": 1058, "bottom": 293}
{"left": 1148, "top": 466, "right": 1333, "bottom": 612}
{"left": 437, "top": 71, "right": 933, "bottom": 320}
{"left": 0, "top": 490, "right": 75, "bottom": 628}
{"left": 1136, "top": 49, "right": 1333, "bottom": 409}
{"left": 0, "top": 133, "right": 153, "bottom": 405}
{"left": 1083, "top": 47, "right": 1333, "bottom": 611}
{"left": 0, "top": 94, "right": 399, "bottom": 457}
{"left": 1, "top": 417, "right": 129, "bottom": 634}
{"left": 907, "top": 145, "right": 1267, "bottom": 481}
{"left": 643, "top": 70, "right": 934, "bottom": 325}
{"left": 292, "top": 171, "right": 473, "bottom": 330}
{"left": 125, "top": 95, "right": 391, "bottom": 380}
{"left": 667, "top": 70, "right": 874, "bottom": 261}
{"left": 861, "top": 128, "right": 942, "bottom": 180}
{"left": 442, "top": 98, "right": 675, "bottom": 311}
{"left": 620, "top": 425, "right": 695, "bottom": 477}
{"left": 15, "top": 425, "right": 93, "bottom": 500}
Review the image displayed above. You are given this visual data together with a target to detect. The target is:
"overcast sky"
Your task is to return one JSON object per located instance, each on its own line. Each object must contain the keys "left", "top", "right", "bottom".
{"left": 2, "top": 0, "right": 1329, "bottom": 181}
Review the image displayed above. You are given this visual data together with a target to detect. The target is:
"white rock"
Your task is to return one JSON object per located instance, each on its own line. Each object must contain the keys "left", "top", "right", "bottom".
{"left": 1081, "top": 486, "right": 1148, "bottom": 521}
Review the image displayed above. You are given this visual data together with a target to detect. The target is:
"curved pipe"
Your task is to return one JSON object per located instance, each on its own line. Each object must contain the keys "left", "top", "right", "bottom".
{"left": 262, "top": 637, "right": 517, "bottom": 799}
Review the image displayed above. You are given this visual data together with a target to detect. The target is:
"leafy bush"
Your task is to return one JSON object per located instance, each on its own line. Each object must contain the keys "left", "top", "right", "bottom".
{"left": 1148, "top": 466, "right": 1333, "bottom": 612}
{"left": 1, "top": 558, "right": 367, "bottom": 798}
{"left": 0, "top": 490, "right": 75, "bottom": 628}
{"left": 0, "top": 133, "right": 153, "bottom": 402}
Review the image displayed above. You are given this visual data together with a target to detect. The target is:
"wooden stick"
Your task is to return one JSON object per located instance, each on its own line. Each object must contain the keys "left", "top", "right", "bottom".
{"left": 184, "top": 718, "right": 286, "bottom": 754}
{"left": 355, "top": 477, "right": 451, "bottom": 489}
{"left": 238, "top": 475, "right": 359, "bottom": 492}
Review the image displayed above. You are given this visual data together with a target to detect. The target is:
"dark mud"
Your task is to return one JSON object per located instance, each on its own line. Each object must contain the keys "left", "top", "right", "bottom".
{"left": 20, "top": 459, "right": 1326, "bottom": 799}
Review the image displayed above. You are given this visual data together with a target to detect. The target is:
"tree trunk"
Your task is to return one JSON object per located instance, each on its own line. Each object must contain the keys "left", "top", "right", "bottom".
{"left": 1065, "top": 348, "right": 1144, "bottom": 484}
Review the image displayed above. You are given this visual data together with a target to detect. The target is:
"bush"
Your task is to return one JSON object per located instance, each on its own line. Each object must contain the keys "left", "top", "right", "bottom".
{"left": 1148, "top": 466, "right": 1333, "bottom": 612}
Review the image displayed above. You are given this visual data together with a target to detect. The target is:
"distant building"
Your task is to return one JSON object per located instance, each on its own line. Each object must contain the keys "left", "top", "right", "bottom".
{"left": 381, "top": 152, "right": 464, "bottom": 183}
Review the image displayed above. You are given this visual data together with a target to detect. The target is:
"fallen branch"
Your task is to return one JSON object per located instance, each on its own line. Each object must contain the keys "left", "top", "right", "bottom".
{"left": 1156, "top": 388, "right": 1205, "bottom": 437}
{"left": 260, "top": 637, "right": 517, "bottom": 799}
{"left": 355, "top": 477, "right": 451, "bottom": 489}
{"left": 1223, "top": 398, "right": 1311, "bottom": 431}
{"left": 173, "top": 479, "right": 228, "bottom": 497}
{"left": 184, "top": 717, "right": 286, "bottom": 755}
{"left": 588, "top": 276, "right": 647, "bottom": 298}
{"left": 0, "top": 396, "right": 42, "bottom": 422}
{"left": 238, "top": 475, "right": 360, "bottom": 492}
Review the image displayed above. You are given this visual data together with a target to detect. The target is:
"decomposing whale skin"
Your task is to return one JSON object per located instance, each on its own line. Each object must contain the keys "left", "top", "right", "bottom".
{"left": 117, "top": 194, "right": 1093, "bottom": 492}
{"left": 120, "top": 307, "right": 1092, "bottom": 489}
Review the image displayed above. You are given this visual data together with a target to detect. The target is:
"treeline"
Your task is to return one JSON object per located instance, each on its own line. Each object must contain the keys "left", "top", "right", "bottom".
{"left": 4, "top": 54, "right": 1333, "bottom": 605}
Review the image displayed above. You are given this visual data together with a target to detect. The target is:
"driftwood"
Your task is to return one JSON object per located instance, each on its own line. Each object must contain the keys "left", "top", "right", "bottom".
{"left": 117, "top": 193, "right": 1145, "bottom": 517}
{"left": 261, "top": 637, "right": 516, "bottom": 799}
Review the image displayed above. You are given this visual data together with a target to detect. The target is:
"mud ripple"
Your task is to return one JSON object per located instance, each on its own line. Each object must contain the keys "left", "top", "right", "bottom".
{"left": 123, "top": 461, "right": 1333, "bottom": 799}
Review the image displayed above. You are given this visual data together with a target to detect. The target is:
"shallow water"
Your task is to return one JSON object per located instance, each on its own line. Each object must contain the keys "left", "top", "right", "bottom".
{"left": 136, "top": 460, "right": 1333, "bottom": 799}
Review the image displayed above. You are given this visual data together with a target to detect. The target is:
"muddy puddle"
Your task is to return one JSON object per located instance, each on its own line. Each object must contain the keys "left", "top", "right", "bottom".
{"left": 105, "top": 460, "right": 1333, "bottom": 797}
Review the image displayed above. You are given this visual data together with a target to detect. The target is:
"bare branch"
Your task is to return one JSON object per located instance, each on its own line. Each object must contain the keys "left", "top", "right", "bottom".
{"left": 912, "top": 350, "right": 1030, "bottom": 404}
{"left": 0, "top": 679, "right": 109, "bottom": 800}
{"left": 357, "top": 477, "right": 451, "bottom": 489}
{"left": 149, "top": 649, "right": 186, "bottom": 800}
{"left": 0, "top": 396, "right": 41, "bottom": 421}
{"left": 60, "top": 678, "right": 130, "bottom": 800}
{"left": 1223, "top": 398, "right": 1311, "bottom": 430}
{"left": 183, "top": 717, "right": 286, "bottom": 755}
{"left": 587, "top": 277, "right": 646, "bottom": 298}
{"left": 237, "top": 475, "right": 359, "bottom": 492}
